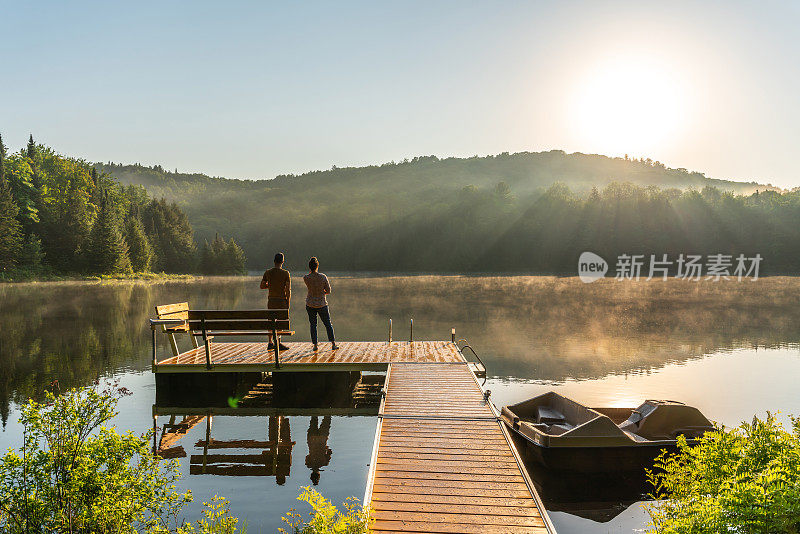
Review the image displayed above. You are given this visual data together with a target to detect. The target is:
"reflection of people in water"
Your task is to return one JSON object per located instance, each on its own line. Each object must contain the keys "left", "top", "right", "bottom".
{"left": 269, "top": 416, "right": 293, "bottom": 485}
{"left": 306, "top": 416, "right": 332, "bottom": 485}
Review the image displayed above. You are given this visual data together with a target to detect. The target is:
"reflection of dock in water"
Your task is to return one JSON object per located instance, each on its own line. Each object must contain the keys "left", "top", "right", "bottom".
{"left": 155, "top": 412, "right": 296, "bottom": 483}
{"left": 153, "top": 372, "right": 372, "bottom": 485}
{"left": 191, "top": 416, "right": 294, "bottom": 482}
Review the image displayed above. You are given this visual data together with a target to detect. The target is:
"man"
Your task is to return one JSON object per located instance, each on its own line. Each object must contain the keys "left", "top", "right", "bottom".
{"left": 303, "top": 256, "right": 338, "bottom": 351}
{"left": 260, "top": 252, "right": 291, "bottom": 350}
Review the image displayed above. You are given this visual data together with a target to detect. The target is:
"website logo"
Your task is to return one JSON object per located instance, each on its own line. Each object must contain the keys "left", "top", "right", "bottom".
{"left": 578, "top": 251, "right": 608, "bottom": 283}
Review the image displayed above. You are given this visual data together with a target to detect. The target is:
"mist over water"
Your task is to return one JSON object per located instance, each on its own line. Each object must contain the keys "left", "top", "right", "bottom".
{"left": 1, "top": 275, "right": 799, "bottom": 533}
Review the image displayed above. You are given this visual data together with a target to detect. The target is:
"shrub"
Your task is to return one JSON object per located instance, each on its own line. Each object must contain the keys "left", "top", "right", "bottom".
{"left": 0, "top": 383, "right": 191, "bottom": 533}
{"left": 645, "top": 413, "right": 800, "bottom": 533}
{"left": 177, "top": 497, "right": 246, "bottom": 534}
{"left": 0, "top": 383, "right": 244, "bottom": 533}
{"left": 279, "top": 487, "right": 370, "bottom": 534}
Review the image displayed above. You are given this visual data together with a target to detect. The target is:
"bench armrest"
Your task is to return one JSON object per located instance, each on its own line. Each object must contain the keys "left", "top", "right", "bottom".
{"left": 149, "top": 318, "right": 187, "bottom": 329}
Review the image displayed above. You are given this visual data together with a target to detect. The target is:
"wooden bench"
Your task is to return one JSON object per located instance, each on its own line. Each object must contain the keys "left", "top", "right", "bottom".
{"left": 152, "top": 302, "right": 294, "bottom": 369}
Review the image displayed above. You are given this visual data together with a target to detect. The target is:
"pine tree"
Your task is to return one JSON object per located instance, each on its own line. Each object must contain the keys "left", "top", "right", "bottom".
{"left": 0, "top": 133, "right": 6, "bottom": 183}
{"left": 20, "top": 233, "right": 45, "bottom": 267}
{"left": 225, "top": 237, "right": 247, "bottom": 274}
{"left": 0, "top": 177, "right": 23, "bottom": 270}
{"left": 4, "top": 154, "right": 38, "bottom": 231}
{"left": 211, "top": 232, "right": 226, "bottom": 272}
{"left": 124, "top": 215, "right": 153, "bottom": 272}
{"left": 199, "top": 239, "right": 213, "bottom": 274}
{"left": 88, "top": 191, "right": 131, "bottom": 274}
{"left": 142, "top": 199, "right": 195, "bottom": 272}
{"left": 26, "top": 134, "right": 36, "bottom": 159}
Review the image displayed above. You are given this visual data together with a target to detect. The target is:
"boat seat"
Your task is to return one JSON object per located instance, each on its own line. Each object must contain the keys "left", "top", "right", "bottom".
{"left": 534, "top": 406, "right": 566, "bottom": 425}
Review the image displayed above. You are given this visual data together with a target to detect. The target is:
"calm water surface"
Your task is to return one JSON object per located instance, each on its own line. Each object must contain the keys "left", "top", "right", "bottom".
{"left": 1, "top": 275, "right": 799, "bottom": 533}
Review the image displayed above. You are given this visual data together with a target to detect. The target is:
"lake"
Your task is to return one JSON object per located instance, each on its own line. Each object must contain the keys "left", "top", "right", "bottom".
{"left": 1, "top": 275, "right": 799, "bottom": 533}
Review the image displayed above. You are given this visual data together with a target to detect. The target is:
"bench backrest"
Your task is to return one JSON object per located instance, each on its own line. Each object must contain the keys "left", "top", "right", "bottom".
{"left": 155, "top": 302, "right": 193, "bottom": 357}
{"left": 187, "top": 309, "right": 290, "bottom": 332}
{"left": 155, "top": 302, "right": 190, "bottom": 332}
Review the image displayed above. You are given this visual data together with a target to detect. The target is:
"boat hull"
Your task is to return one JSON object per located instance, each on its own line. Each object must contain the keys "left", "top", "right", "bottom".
{"left": 508, "top": 422, "right": 680, "bottom": 474}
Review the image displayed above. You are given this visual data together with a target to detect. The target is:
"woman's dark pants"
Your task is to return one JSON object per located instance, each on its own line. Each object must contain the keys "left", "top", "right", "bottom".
{"left": 306, "top": 305, "right": 335, "bottom": 345}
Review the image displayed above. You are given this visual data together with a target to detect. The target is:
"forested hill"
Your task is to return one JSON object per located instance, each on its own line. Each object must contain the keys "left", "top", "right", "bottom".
{"left": 92, "top": 151, "right": 800, "bottom": 274}
{"left": 98, "top": 150, "right": 770, "bottom": 201}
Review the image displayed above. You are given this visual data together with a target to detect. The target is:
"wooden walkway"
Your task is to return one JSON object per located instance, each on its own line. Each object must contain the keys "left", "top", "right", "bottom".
{"left": 151, "top": 337, "right": 554, "bottom": 532}
{"left": 154, "top": 341, "right": 463, "bottom": 372}
{"left": 365, "top": 363, "right": 554, "bottom": 534}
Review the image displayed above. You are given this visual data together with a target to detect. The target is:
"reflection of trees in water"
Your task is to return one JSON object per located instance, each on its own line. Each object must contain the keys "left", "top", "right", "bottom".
{"left": 2, "top": 276, "right": 800, "bottom": 424}
{"left": 0, "top": 279, "right": 248, "bottom": 425}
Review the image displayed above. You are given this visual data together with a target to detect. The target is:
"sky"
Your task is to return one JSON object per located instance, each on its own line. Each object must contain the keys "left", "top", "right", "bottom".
{"left": 1, "top": 1, "right": 799, "bottom": 187}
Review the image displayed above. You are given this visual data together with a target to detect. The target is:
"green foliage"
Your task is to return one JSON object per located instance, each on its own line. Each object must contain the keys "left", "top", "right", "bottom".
{"left": 4, "top": 153, "right": 38, "bottom": 228}
{"left": 142, "top": 198, "right": 196, "bottom": 273}
{"left": 26, "top": 134, "right": 36, "bottom": 160}
{"left": 36, "top": 147, "right": 96, "bottom": 271}
{"left": 0, "top": 133, "right": 7, "bottom": 182}
{"left": 125, "top": 214, "right": 154, "bottom": 272}
{"left": 279, "top": 487, "right": 370, "bottom": 534}
{"left": 645, "top": 413, "right": 800, "bottom": 534}
{"left": 0, "top": 137, "right": 239, "bottom": 276}
{"left": 88, "top": 191, "right": 132, "bottom": 274}
{"left": 176, "top": 497, "right": 246, "bottom": 534}
{"left": 19, "top": 233, "right": 45, "bottom": 267}
{"left": 0, "top": 384, "right": 192, "bottom": 533}
{"left": 0, "top": 177, "right": 22, "bottom": 270}
{"left": 199, "top": 234, "right": 246, "bottom": 275}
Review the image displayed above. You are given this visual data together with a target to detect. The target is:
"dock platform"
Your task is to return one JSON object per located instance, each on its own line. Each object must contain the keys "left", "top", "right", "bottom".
{"left": 154, "top": 341, "right": 464, "bottom": 372}
{"left": 151, "top": 338, "right": 554, "bottom": 533}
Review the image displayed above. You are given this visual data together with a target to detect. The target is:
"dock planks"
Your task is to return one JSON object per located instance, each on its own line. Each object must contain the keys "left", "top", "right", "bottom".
{"left": 366, "top": 363, "right": 554, "bottom": 534}
{"left": 155, "top": 341, "right": 463, "bottom": 371}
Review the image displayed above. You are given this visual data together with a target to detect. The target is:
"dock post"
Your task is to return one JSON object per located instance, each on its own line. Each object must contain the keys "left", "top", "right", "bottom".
{"left": 201, "top": 318, "right": 212, "bottom": 370}
{"left": 151, "top": 326, "right": 157, "bottom": 370}
{"left": 451, "top": 327, "right": 456, "bottom": 343}
{"left": 388, "top": 318, "right": 392, "bottom": 343}
{"left": 409, "top": 318, "right": 413, "bottom": 342}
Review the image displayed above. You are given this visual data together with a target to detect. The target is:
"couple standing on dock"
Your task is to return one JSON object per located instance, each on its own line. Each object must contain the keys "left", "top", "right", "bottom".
{"left": 260, "top": 252, "right": 338, "bottom": 352}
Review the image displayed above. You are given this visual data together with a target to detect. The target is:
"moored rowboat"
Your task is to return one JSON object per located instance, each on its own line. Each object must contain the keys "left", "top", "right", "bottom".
{"left": 501, "top": 392, "right": 714, "bottom": 473}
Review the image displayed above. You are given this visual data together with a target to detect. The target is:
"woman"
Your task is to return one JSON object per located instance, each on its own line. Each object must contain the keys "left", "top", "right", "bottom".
{"left": 303, "top": 257, "right": 338, "bottom": 351}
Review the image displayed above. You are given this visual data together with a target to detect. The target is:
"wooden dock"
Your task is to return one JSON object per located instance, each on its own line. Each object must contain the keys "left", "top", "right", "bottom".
{"left": 364, "top": 362, "right": 554, "bottom": 533}
{"left": 154, "top": 341, "right": 464, "bottom": 372}
{"left": 151, "top": 336, "right": 554, "bottom": 532}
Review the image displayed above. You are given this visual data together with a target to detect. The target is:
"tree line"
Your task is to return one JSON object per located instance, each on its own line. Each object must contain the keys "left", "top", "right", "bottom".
{"left": 94, "top": 152, "right": 796, "bottom": 274}
{"left": 0, "top": 136, "right": 246, "bottom": 277}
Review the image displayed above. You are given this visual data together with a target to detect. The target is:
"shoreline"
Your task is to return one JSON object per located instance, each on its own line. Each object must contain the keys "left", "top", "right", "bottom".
{"left": 4, "top": 271, "right": 800, "bottom": 286}
{"left": 0, "top": 271, "right": 201, "bottom": 285}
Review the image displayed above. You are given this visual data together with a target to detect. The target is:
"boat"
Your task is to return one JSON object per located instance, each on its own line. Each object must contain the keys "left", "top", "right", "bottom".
{"left": 501, "top": 392, "right": 714, "bottom": 473}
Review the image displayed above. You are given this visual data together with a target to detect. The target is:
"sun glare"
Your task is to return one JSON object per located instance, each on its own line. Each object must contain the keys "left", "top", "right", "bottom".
{"left": 570, "top": 57, "right": 688, "bottom": 157}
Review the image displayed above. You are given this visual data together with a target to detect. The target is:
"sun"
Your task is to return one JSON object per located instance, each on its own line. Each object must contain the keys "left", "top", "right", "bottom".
{"left": 569, "top": 56, "right": 688, "bottom": 157}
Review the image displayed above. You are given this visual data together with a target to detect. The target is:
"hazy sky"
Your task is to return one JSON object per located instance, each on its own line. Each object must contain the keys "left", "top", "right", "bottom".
{"left": 2, "top": 1, "right": 799, "bottom": 187}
